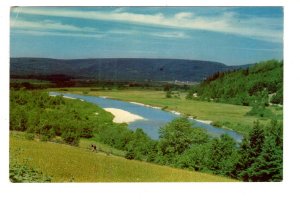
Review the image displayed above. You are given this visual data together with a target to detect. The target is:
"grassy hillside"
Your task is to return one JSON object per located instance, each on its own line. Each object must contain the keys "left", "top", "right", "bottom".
{"left": 189, "top": 60, "right": 283, "bottom": 106}
{"left": 10, "top": 57, "right": 248, "bottom": 82}
{"left": 10, "top": 133, "right": 236, "bottom": 182}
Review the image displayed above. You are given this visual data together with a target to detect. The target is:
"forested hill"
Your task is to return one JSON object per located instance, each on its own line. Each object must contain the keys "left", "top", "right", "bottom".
{"left": 10, "top": 57, "right": 248, "bottom": 82}
{"left": 189, "top": 60, "right": 283, "bottom": 106}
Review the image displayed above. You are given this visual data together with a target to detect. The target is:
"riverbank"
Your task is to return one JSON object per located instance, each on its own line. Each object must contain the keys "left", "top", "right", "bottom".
{"left": 128, "top": 100, "right": 212, "bottom": 124}
{"left": 103, "top": 108, "right": 145, "bottom": 123}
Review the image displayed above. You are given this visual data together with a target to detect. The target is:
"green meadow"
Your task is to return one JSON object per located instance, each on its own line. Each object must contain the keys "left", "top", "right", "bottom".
{"left": 10, "top": 133, "right": 236, "bottom": 182}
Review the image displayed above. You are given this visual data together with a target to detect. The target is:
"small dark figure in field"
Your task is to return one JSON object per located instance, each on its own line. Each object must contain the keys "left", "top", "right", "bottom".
{"left": 91, "top": 144, "right": 97, "bottom": 152}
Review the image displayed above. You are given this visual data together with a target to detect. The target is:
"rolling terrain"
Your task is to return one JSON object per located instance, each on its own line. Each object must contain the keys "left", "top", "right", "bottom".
{"left": 10, "top": 133, "right": 236, "bottom": 182}
{"left": 10, "top": 57, "right": 249, "bottom": 82}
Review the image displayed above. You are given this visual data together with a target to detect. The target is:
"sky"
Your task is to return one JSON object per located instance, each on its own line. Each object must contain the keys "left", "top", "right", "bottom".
{"left": 10, "top": 6, "right": 283, "bottom": 65}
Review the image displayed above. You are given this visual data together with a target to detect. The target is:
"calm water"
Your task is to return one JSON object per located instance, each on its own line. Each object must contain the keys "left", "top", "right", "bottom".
{"left": 49, "top": 92, "right": 243, "bottom": 142}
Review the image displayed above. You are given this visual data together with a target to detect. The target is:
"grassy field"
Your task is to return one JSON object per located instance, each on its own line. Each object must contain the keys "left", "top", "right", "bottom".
{"left": 79, "top": 139, "right": 126, "bottom": 157}
{"left": 10, "top": 133, "right": 236, "bottom": 182}
{"left": 52, "top": 88, "right": 282, "bottom": 134}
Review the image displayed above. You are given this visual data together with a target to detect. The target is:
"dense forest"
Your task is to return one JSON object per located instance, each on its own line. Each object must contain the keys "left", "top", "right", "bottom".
{"left": 10, "top": 89, "right": 283, "bottom": 181}
{"left": 188, "top": 60, "right": 283, "bottom": 106}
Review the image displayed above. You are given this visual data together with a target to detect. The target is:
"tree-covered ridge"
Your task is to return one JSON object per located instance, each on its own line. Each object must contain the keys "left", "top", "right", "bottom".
{"left": 188, "top": 60, "right": 283, "bottom": 106}
{"left": 10, "top": 57, "right": 248, "bottom": 82}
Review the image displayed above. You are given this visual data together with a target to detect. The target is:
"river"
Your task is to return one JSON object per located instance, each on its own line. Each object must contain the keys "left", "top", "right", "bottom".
{"left": 49, "top": 92, "right": 243, "bottom": 142}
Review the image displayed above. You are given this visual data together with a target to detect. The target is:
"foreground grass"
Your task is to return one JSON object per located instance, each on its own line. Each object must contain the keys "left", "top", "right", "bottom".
{"left": 54, "top": 88, "right": 282, "bottom": 134}
{"left": 10, "top": 134, "right": 236, "bottom": 182}
{"left": 79, "top": 139, "right": 126, "bottom": 157}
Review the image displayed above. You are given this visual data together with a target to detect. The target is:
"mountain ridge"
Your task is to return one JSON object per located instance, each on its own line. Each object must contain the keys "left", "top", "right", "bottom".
{"left": 10, "top": 57, "right": 250, "bottom": 82}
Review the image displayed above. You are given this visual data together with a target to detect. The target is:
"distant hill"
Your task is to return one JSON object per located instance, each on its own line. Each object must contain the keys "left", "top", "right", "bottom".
{"left": 10, "top": 57, "right": 249, "bottom": 82}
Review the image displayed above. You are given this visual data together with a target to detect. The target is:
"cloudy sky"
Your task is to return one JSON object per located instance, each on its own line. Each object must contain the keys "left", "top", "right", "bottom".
{"left": 10, "top": 7, "right": 283, "bottom": 65}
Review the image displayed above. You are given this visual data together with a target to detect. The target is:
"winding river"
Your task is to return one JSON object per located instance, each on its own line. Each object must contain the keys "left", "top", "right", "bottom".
{"left": 49, "top": 92, "right": 243, "bottom": 142}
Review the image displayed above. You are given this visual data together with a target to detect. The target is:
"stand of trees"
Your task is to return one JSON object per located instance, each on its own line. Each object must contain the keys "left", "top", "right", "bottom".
{"left": 143, "top": 118, "right": 283, "bottom": 181}
{"left": 188, "top": 60, "right": 283, "bottom": 106}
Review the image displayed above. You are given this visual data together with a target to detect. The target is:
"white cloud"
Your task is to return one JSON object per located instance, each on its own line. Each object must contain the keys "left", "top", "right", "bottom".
{"left": 11, "top": 19, "right": 97, "bottom": 33}
{"left": 175, "top": 12, "right": 194, "bottom": 20}
{"left": 149, "top": 31, "right": 188, "bottom": 39}
{"left": 11, "top": 18, "right": 188, "bottom": 39}
{"left": 11, "top": 7, "right": 283, "bottom": 43}
{"left": 11, "top": 30, "right": 105, "bottom": 39}
{"left": 107, "top": 29, "right": 188, "bottom": 39}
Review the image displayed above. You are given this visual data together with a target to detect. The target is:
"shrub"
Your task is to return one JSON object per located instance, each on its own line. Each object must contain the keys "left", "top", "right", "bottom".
{"left": 211, "top": 121, "right": 222, "bottom": 128}
{"left": 25, "top": 133, "right": 35, "bottom": 140}
{"left": 10, "top": 162, "right": 52, "bottom": 183}
{"left": 125, "top": 150, "right": 135, "bottom": 160}
{"left": 165, "top": 91, "right": 172, "bottom": 98}
{"left": 61, "top": 131, "right": 80, "bottom": 146}
{"left": 246, "top": 105, "right": 274, "bottom": 118}
{"left": 161, "top": 106, "right": 168, "bottom": 110}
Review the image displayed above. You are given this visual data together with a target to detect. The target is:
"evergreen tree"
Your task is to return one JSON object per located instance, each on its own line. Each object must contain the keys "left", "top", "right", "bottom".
{"left": 244, "top": 120, "right": 283, "bottom": 181}
{"left": 207, "top": 134, "right": 239, "bottom": 176}
{"left": 236, "top": 121, "right": 265, "bottom": 181}
{"left": 236, "top": 120, "right": 283, "bottom": 181}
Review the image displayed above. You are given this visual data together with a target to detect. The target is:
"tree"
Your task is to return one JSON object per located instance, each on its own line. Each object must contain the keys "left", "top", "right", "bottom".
{"left": 236, "top": 121, "right": 265, "bottom": 180}
{"left": 243, "top": 120, "right": 283, "bottom": 181}
{"left": 176, "top": 144, "right": 210, "bottom": 172}
{"left": 206, "top": 134, "right": 239, "bottom": 176}
{"left": 157, "top": 118, "right": 209, "bottom": 165}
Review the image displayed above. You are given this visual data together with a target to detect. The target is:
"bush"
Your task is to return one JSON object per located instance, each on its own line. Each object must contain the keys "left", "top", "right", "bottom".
{"left": 125, "top": 150, "right": 135, "bottom": 160}
{"left": 165, "top": 91, "right": 172, "bottom": 98}
{"left": 25, "top": 133, "right": 35, "bottom": 140}
{"left": 270, "top": 89, "right": 283, "bottom": 105}
{"left": 211, "top": 121, "right": 222, "bottom": 128}
{"left": 161, "top": 106, "right": 168, "bottom": 110}
{"left": 246, "top": 105, "right": 274, "bottom": 118}
{"left": 61, "top": 132, "right": 80, "bottom": 146}
{"left": 10, "top": 162, "right": 52, "bottom": 183}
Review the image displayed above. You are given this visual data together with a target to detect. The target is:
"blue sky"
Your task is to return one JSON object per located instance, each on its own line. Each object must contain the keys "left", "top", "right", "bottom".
{"left": 10, "top": 7, "right": 283, "bottom": 65}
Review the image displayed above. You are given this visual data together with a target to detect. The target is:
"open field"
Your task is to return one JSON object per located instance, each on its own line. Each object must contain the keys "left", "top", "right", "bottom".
{"left": 52, "top": 88, "right": 283, "bottom": 134}
{"left": 10, "top": 133, "right": 236, "bottom": 182}
{"left": 79, "top": 139, "right": 126, "bottom": 157}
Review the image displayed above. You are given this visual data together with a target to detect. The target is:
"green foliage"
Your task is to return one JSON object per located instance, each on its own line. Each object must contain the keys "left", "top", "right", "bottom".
{"left": 157, "top": 118, "right": 209, "bottom": 164}
{"left": 246, "top": 104, "right": 275, "bottom": 118}
{"left": 236, "top": 120, "right": 283, "bottom": 181}
{"left": 10, "top": 147, "right": 52, "bottom": 183}
{"left": 25, "top": 133, "right": 35, "bottom": 140}
{"left": 10, "top": 89, "right": 115, "bottom": 146}
{"left": 211, "top": 121, "right": 222, "bottom": 128}
{"left": 10, "top": 162, "right": 52, "bottom": 183}
{"left": 176, "top": 144, "right": 211, "bottom": 172}
{"left": 206, "top": 135, "right": 239, "bottom": 176}
{"left": 191, "top": 60, "right": 283, "bottom": 106}
{"left": 10, "top": 89, "right": 282, "bottom": 181}
{"left": 151, "top": 118, "right": 282, "bottom": 181}
{"left": 61, "top": 131, "right": 80, "bottom": 146}
{"left": 271, "top": 88, "right": 283, "bottom": 104}
{"left": 165, "top": 90, "right": 172, "bottom": 98}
